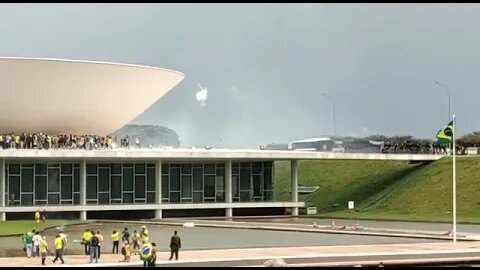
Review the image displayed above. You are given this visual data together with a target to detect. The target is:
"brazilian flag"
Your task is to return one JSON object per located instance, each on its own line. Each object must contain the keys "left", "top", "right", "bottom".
{"left": 436, "top": 120, "right": 454, "bottom": 145}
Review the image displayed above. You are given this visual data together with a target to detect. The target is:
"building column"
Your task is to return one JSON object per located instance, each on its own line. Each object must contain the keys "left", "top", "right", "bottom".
{"left": 155, "top": 160, "right": 162, "bottom": 219}
{"left": 0, "top": 159, "right": 5, "bottom": 221}
{"left": 291, "top": 160, "right": 299, "bottom": 216}
{"left": 225, "top": 160, "right": 233, "bottom": 219}
{"left": 79, "top": 159, "right": 87, "bottom": 221}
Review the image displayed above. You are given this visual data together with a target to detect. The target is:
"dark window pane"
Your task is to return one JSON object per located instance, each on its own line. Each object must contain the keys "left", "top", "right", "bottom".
{"left": 161, "top": 164, "right": 169, "bottom": 174}
{"left": 9, "top": 164, "right": 20, "bottom": 175}
{"left": 111, "top": 164, "right": 122, "bottom": 174}
{"left": 147, "top": 168, "right": 155, "bottom": 192}
{"left": 123, "top": 168, "right": 134, "bottom": 192}
{"left": 74, "top": 193, "right": 80, "bottom": 205}
{"left": 123, "top": 163, "right": 133, "bottom": 168}
{"left": 74, "top": 168, "right": 80, "bottom": 192}
{"left": 204, "top": 164, "right": 215, "bottom": 174}
{"left": 21, "top": 168, "right": 34, "bottom": 192}
{"left": 61, "top": 200, "right": 72, "bottom": 205}
{"left": 170, "top": 167, "right": 180, "bottom": 192}
{"left": 61, "top": 164, "right": 72, "bottom": 175}
{"left": 253, "top": 174, "right": 262, "bottom": 196}
{"left": 98, "top": 168, "right": 110, "bottom": 192}
{"left": 48, "top": 164, "right": 60, "bottom": 168}
{"left": 232, "top": 175, "right": 239, "bottom": 197}
{"left": 240, "top": 162, "right": 251, "bottom": 168}
{"left": 263, "top": 161, "right": 273, "bottom": 168}
{"left": 170, "top": 192, "right": 180, "bottom": 203}
{"left": 193, "top": 168, "right": 203, "bottom": 191}
{"left": 204, "top": 175, "right": 215, "bottom": 197}
{"left": 232, "top": 163, "right": 239, "bottom": 174}
{"left": 181, "top": 164, "right": 192, "bottom": 174}
{"left": 21, "top": 194, "right": 33, "bottom": 206}
{"left": 216, "top": 176, "right": 224, "bottom": 191}
{"left": 240, "top": 191, "right": 251, "bottom": 202}
{"left": 216, "top": 191, "right": 225, "bottom": 202}
{"left": 162, "top": 175, "right": 169, "bottom": 198}
{"left": 99, "top": 193, "right": 109, "bottom": 204}
{"left": 147, "top": 192, "right": 155, "bottom": 203}
{"left": 240, "top": 167, "right": 251, "bottom": 190}
{"left": 264, "top": 167, "right": 273, "bottom": 190}
{"left": 35, "top": 176, "right": 47, "bottom": 200}
{"left": 35, "top": 200, "right": 47, "bottom": 205}
{"left": 48, "top": 168, "right": 60, "bottom": 192}
{"left": 216, "top": 167, "right": 224, "bottom": 177}
{"left": 86, "top": 164, "right": 97, "bottom": 175}
{"left": 111, "top": 176, "right": 121, "bottom": 199}
{"left": 99, "top": 163, "right": 109, "bottom": 168}
{"left": 86, "top": 176, "right": 97, "bottom": 200}
{"left": 135, "top": 164, "right": 146, "bottom": 175}
{"left": 193, "top": 192, "right": 203, "bottom": 203}
{"left": 123, "top": 193, "right": 133, "bottom": 203}
{"left": 48, "top": 194, "right": 60, "bottom": 205}
{"left": 61, "top": 176, "right": 73, "bottom": 200}
{"left": 147, "top": 163, "right": 155, "bottom": 168}
{"left": 35, "top": 164, "right": 47, "bottom": 175}
{"left": 264, "top": 190, "right": 274, "bottom": 201}
{"left": 181, "top": 175, "right": 192, "bottom": 198}
{"left": 252, "top": 162, "right": 262, "bottom": 174}
{"left": 135, "top": 175, "right": 146, "bottom": 198}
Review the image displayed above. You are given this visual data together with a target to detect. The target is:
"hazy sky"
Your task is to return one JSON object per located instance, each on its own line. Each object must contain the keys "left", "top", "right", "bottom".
{"left": 1, "top": 3, "right": 480, "bottom": 148}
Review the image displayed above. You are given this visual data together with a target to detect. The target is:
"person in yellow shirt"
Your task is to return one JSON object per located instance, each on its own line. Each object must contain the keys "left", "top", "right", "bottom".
{"left": 52, "top": 234, "right": 64, "bottom": 264}
{"left": 111, "top": 230, "right": 120, "bottom": 254}
{"left": 82, "top": 229, "right": 92, "bottom": 255}
{"left": 40, "top": 235, "right": 48, "bottom": 265}
{"left": 34, "top": 211, "right": 41, "bottom": 224}
{"left": 140, "top": 225, "right": 149, "bottom": 244}
{"left": 120, "top": 241, "right": 131, "bottom": 262}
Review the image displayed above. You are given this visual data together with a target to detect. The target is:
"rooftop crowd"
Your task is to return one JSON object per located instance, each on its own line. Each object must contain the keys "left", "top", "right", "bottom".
{"left": 0, "top": 133, "right": 142, "bottom": 150}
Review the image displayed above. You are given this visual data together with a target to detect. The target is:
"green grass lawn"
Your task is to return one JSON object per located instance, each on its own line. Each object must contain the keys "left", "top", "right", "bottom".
{"left": 0, "top": 220, "right": 86, "bottom": 236}
{"left": 274, "top": 157, "right": 480, "bottom": 223}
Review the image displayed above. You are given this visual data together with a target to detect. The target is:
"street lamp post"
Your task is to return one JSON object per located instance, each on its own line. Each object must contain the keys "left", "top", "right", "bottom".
{"left": 320, "top": 93, "right": 336, "bottom": 138}
{"left": 435, "top": 81, "right": 451, "bottom": 122}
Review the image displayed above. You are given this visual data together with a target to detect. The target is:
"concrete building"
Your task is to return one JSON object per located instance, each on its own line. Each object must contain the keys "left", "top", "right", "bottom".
{"left": 0, "top": 58, "right": 442, "bottom": 221}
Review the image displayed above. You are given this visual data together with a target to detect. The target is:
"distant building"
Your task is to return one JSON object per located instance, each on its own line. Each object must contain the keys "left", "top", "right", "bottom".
{"left": 264, "top": 143, "right": 289, "bottom": 150}
{"left": 288, "top": 138, "right": 336, "bottom": 151}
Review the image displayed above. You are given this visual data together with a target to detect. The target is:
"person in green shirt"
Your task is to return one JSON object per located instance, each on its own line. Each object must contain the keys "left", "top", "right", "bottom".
{"left": 23, "top": 230, "right": 34, "bottom": 258}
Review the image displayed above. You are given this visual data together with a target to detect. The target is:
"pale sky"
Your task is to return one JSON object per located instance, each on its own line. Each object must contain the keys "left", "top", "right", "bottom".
{"left": 1, "top": 3, "right": 479, "bottom": 148}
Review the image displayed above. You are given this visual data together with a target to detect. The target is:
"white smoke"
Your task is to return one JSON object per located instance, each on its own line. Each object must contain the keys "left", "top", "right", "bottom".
{"left": 196, "top": 83, "right": 208, "bottom": 107}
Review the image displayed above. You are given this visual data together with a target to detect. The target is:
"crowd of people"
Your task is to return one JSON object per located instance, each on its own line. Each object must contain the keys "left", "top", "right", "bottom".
{"left": 379, "top": 140, "right": 460, "bottom": 155}
{"left": 22, "top": 216, "right": 182, "bottom": 267}
{"left": 0, "top": 133, "right": 143, "bottom": 150}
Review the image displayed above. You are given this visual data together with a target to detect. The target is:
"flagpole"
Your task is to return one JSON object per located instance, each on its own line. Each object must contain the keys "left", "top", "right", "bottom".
{"left": 452, "top": 114, "right": 457, "bottom": 244}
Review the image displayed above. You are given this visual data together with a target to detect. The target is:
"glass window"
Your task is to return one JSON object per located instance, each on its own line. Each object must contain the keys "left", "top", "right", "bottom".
{"left": 48, "top": 194, "right": 60, "bottom": 205}
{"left": 135, "top": 175, "right": 146, "bottom": 198}
{"left": 86, "top": 164, "right": 97, "bottom": 175}
{"left": 74, "top": 168, "right": 80, "bottom": 193}
{"left": 123, "top": 193, "right": 133, "bottom": 204}
{"left": 232, "top": 175, "right": 239, "bottom": 197}
{"left": 35, "top": 176, "right": 47, "bottom": 200}
{"left": 21, "top": 168, "right": 34, "bottom": 193}
{"left": 35, "top": 164, "right": 47, "bottom": 175}
{"left": 216, "top": 191, "right": 225, "bottom": 202}
{"left": 135, "top": 164, "right": 146, "bottom": 175}
{"left": 181, "top": 175, "right": 192, "bottom": 198}
{"left": 240, "top": 191, "right": 251, "bottom": 202}
{"left": 170, "top": 167, "right": 180, "bottom": 192}
{"left": 86, "top": 176, "right": 97, "bottom": 200}
{"left": 21, "top": 194, "right": 33, "bottom": 206}
{"left": 74, "top": 193, "right": 80, "bottom": 205}
{"left": 61, "top": 176, "right": 73, "bottom": 200}
{"left": 264, "top": 190, "right": 274, "bottom": 201}
{"left": 48, "top": 168, "right": 60, "bottom": 192}
{"left": 216, "top": 176, "right": 224, "bottom": 191}
{"left": 123, "top": 163, "right": 133, "bottom": 168}
{"left": 253, "top": 174, "right": 262, "bottom": 196}
{"left": 204, "top": 164, "right": 215, "bottom": 174}
{"left": 123, "top": 167, "right": 134, "bottom": 192}
{"left": 264, "top": 167, "right": 273, "bottom": 190}
{"left": 111, "top": 163, "right": 122, "bottom": 174}
{"left": 98, "top": 168, "right": 110, "bottom": 192}
{"left": 61, "top": 164, "right": 72, "bottom": 175}
{"left": 161, "top": 164, "right": 169, "bottom": 174}
{"left": 111, "top": 176, "right": 121, "bottom": 199}
{"left": 232, "top": 163, "right": 239, "bottom": 174}
{"left": 193, "top": 192, "right": 203, "bottom": 203}
{"left": 216, "top": 167, "right": 224, "bottom": 177}
{"left": 147, "top": 192, "right": 155, "bottom": 203}
{"left": 9, "top": 164, "right": 20, "bottom": 175}
{"left": 252, "top": 162, "right": 262, "bottom": 174}
{"left": 181, "top": 164, "right": 192, "bottom": 175}
{"left": 99, "top": 193, "right": 109, "bottom": 204}
{"left": 170, "top": 192, "right": 180, "bottom": 203}
{"left": 147, "top": 168, "right": 155, "bottom": 192}
{"left": 162, "top": 175, "right": 169, "bottom": 198}
{"left": 204, "top": 175, "right": 215, "bottom": 198}
{"left": 193, "top": 168, "right": 203, "bottom": 191}
{"left": 240, "top": 167, "right": 251, "bottom": 190}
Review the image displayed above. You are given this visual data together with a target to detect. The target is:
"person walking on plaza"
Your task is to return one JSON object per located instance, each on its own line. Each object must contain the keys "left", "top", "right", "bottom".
{"left": 122, "top": 227, "right": 130, "bottom": 244}
{"left": 34, "top": 210, "right": 41, "bottom": 224}
{"left": 140, "top": 225, "right": 149, "bottom": 244}
{"left": 96, "top": 230, "right": 103, "bottom": 259}
{"left": 111, "top": 230, "right": 120, "bottom": 254}
{"left": 168, "top": 231, "right": 181, "bottom": 261}
{"left": 121, "top": 241, "right": 131, "bottom": 262}
{"left": 132, "top": 230, "right": 140, "bottom": 255}
{"left": 82, "top": 229, "right": 92, "bottom": 255}
{"left": 139, "top": 242, "right": 156, "bottom": 267}
{"left": 135, "top": 137, "right": 140, "bottom": 148}
{"left": 40, "top": 236, "right": 48, "bottom": 265}
{"left": 32, "top": 231, "right": 42, "bottom": 257}
{"left": 41, "top": 209, "right": 47, "bottom": 223}
{"left": 23, "top": 230, "right": 34, "bottom": 258}
{"left": 89, "top": 231, "right": 99, "bottom": 263}
{"left": 52, "top": 234, "right": 65, "bottom": 264}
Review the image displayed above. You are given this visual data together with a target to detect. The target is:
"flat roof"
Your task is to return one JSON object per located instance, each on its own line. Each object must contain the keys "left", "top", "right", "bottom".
{"left": 0, "top": 148, "right": 443, "bottom": 161}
